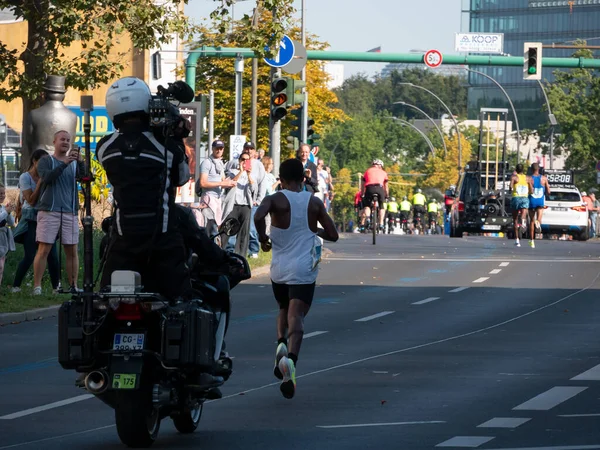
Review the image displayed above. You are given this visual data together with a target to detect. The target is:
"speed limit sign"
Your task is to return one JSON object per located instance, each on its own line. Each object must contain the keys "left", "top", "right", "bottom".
{"left": 424, "top": 49, "right": 443, "bottom": 68}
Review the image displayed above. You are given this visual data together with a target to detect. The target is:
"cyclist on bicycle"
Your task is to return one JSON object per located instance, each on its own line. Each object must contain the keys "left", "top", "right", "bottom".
{"left": 386, "top": 196, "right": 399, "bottom": 233}
{"left": 400, "top": 196, "right": 411, "bottom": 227}
{"left": 361, "top": 159, "right": 388, "bottom": 232}
{"left": 427, "top": 198, "right": 439, "bottom": 232}
{"left": 510, "top": 163, "right": 530, "bottom": 247}
{"left": 354, "top": 189, "right": 365, "bottom": 233}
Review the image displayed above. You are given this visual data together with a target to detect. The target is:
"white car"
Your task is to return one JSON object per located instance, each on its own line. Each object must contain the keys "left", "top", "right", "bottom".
{"left": 541, "top": 185, "right": 589, "bottom": 240}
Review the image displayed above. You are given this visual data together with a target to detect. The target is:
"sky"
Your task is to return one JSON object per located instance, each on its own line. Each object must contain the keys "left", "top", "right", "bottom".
{"left": 184, "top": 0, "right": 464, "bottom": 79}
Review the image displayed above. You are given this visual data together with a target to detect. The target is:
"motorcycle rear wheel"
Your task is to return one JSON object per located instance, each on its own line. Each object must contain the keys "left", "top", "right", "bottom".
{"left": 115, "top": 390, "right": 161, "bottom": 448}
{"left": 173, "top": 402, "right": 203, "bottom": 434}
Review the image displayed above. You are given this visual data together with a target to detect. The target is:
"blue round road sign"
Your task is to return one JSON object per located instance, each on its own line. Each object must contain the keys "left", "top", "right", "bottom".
{"left": 264, "top": 35, "right": 295, "bottom": 68}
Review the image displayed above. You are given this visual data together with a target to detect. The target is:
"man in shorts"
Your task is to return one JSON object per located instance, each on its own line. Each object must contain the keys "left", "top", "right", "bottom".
{"left": 528, "top": 162, "right": 550, "bottom": 248}
{"left": 510, "top": 163, "right": 530, "bottom": 247}
{"left": 33, "top": 130, "right": 84, "bottom": 294}
{"left": 254, "top": 158, "right": 338, "bottom": 399}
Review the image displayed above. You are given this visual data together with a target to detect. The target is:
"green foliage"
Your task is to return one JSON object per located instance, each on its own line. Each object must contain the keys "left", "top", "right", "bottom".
{"left": 0, "top": 0, "right": 197, "bottom": 101}
{"left": 545, "top": 45, "right": 600, "bottom": 188}
{"left": 190, "top": 12, "right": 347, "bottom": 151}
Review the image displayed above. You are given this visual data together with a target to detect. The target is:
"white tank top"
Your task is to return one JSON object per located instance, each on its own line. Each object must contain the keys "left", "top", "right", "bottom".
{"left": 270, "top": 190, "right": 322, "bottom": 285}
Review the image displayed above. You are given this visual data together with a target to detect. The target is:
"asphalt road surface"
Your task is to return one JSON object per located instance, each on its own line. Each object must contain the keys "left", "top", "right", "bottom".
{"left": 2, "top": 233, "right": 600, "bottom": 450}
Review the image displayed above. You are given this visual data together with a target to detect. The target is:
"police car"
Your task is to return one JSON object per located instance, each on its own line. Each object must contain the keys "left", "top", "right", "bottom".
{"left": 541, "top": 170, "right": 589, "bottom": 241}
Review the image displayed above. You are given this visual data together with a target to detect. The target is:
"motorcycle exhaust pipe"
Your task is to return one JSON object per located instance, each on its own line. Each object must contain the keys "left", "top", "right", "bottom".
{"left": 84, "top": 370, "right": 109, "bottom": 394}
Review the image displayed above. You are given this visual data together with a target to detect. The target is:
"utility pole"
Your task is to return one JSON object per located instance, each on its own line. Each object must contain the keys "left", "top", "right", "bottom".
{"left": 208, "top": 89, "right": 215, "bottom": 145}
{"left": 250, "top": 6, "right": 260, "bottom": 144}
{"left": 270, "top": 67, "right": 282, "bottom": 177}
{"left": 301, "top": 0, "right": 308, "bottom": 143}
{"left": 234, "top": 55, "right": 244, "bottom": 135}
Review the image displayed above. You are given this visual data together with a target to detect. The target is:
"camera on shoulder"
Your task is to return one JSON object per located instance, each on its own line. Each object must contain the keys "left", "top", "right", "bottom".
{"left": 149, "top": 80, "right": 195, "bottom": 138}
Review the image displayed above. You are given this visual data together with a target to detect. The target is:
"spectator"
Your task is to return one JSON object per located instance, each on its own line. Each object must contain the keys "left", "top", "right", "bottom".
{"left": 0, "top": 183, "right": 16, "bottom": 285}
{"left": 261, "top": 156, "right": 280, "bottom": 196}
{"left": 590, "top": 192, "right": 599, "bottom": 237}
{"left": 195, "top": 140, "right": 236, "bottom": 236}
{"left": 315, "top": 159, "right": 328, "bottom": 203}
{"left": 11, "top": 149, "right": 60, "bottom": 293}
{"left": 241, "top": 142, "right": 266, "bottom": 258}
{"left": 258, "top": 148, "right": 265, "bottom": 161}
{"left": 221, "top": 152, "right": 257, "bottom": 257}
{"left": 33, "top": 131, "right": 84, "bottom": 295}
{"left": 296, "top": 144, "right": 318, "bottom": 194}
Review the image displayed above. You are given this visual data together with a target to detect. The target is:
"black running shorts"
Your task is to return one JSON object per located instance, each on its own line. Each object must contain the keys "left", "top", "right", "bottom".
{"left": 271, "top": 281, "right": 316, "bottom": 308}
{"left": 364, "top": 185, "right": 386, "bottom": 209}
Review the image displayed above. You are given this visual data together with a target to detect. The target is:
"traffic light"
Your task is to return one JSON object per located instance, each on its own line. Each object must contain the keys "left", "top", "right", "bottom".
{"left": 271, "top": 77, "right": 289, "bottom": 121}
{"left": 285, "top": 79, "right": 306, "bottom": 107}
{"left": 523, "top": 42, "right": 542, "bottom": 81}
{"left": 289, "top": 107, "right": 303, "bottom": 141}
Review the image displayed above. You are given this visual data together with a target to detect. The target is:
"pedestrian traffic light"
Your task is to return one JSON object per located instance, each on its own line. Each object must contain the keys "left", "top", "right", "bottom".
{"left": 523, "top": 42, "right": 542, "bottom": 81}
{"left": 271, "top": 77, "right": 289, "bottom": 121}
{"left": 285, "top": 79, "right": 306, "bottom": 107}
{"left": 309, "top": 133, "right": 321, "bottom": 147}
{"left": 286, "top": 136, "right": 299, "bottom": 151}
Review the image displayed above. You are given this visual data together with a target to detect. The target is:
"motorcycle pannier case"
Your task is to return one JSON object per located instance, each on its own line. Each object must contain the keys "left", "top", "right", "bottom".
{"left": 161, "top": 302, "right": 216, "bottom": 370}
{"left": 58, "top": 301, "right": 93, "bottom": 369}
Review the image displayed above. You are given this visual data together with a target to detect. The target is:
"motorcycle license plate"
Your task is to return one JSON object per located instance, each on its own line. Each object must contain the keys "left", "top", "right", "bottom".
{"left": 112, "top": 373, "right": 137, "bottom": 389}
{"left": 113, "top": 333, "right": 145, "bottom": 351}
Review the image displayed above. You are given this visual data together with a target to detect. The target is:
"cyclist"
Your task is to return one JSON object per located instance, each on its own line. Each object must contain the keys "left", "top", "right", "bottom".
{"left": 400, "top": 196, "right": 412, "bottom": 232}
{"left": 354, "top": 190, "right": 364, "bottom": 233}
{"left": 510, "top": 163, "right": 530, "bottom": 247}
{"left": 527, "top": 162, "right": 550, "bottom": 248}
{"left": 361, "top": 159, "right": 388, "bottom": 232}
{"left": 427, "top": 198, "right": 439, "bottom": 233}
{"left": 412, "top": 188, "right": 427, "bottom": 229}
{"left": 386, "top": 196, "right": 399, "bottom": 233}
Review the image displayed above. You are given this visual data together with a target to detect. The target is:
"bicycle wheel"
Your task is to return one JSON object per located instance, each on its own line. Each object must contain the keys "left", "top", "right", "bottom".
{"left": 372, "top": 200, "right": 377, "bottom": 245}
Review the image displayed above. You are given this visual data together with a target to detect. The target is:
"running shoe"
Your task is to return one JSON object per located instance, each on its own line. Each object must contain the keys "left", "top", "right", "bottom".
{"left": 278, "top": 356, "right": 296, "bottom": 399}
{"left": 33, "top": 286, "right": 42, "bottom": 296}
{"left": 535, "top": 220, "right": 541, "bottom": 233}
{"left": 529, "top": 240, "right": 535, "bottom": 248}
{"left": 515, "top": 240, "right": 521, "bottom": 247}
{"left": 273, "top": 342, "right": 288, "bottom": 380}
{"left": 10, "top": 287, "right": 21, "bottom": 293}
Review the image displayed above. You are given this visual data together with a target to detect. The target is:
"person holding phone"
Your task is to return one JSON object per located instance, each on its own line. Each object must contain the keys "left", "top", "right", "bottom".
{"left": 220, "top": 152, "right": 257, "bottom": 256}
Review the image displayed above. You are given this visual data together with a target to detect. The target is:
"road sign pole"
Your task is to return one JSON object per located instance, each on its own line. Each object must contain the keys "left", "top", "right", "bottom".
{"left": 270, "top": 66, "right": 282, "bottom": 177}
{"left": 301, "top": 0, "right": 308, "bottom": 143}
{"left": 234, "top": 55, "right": 244, "bottom": 135}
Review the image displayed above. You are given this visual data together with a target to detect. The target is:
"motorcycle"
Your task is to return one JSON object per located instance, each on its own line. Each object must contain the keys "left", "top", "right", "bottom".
{"left": 58, "top": 218, "right": 250, "bottom": 448}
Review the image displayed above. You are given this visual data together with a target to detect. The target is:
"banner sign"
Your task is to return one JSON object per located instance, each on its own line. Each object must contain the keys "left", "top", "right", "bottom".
{"left": 68, "top": 106, "right": 114, "bottom": 150}
{"left": 455, "top": 33, "right": 504, "bottom": 54}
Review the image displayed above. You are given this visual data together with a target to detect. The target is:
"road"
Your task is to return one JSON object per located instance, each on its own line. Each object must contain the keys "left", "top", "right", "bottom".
{"left": 2, "top": 233, "right": 600, "bottom": 450}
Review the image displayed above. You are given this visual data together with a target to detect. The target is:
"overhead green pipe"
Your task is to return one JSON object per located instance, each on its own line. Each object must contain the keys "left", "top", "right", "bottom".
{"left": 185, "top": 46, "right": 600, "bottom": 88}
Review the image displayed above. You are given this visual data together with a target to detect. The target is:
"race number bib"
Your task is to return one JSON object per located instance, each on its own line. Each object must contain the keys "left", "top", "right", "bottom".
{"left": 516, "top": 185, "right": 528, "bottom": 196}
{"left": 532, "top": 187, "right": 544, "bottom": 199}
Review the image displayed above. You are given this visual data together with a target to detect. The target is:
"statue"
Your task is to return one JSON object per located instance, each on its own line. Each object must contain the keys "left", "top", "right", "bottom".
{"left": 27, "top": 75, "right": 77, "bottom": 157}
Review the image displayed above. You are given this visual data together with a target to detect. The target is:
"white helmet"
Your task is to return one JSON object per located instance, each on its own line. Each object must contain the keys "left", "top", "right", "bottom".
{"left": 372, "top": 159, "right": 384, "bottom": 168}
{"left": 106, "top": 77, "right": 152, "bottom": 123}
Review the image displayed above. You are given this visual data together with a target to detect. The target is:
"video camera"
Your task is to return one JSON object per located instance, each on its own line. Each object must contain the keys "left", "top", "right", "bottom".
{"left": 148, "top": 80, "right": 195, "bottom": 138}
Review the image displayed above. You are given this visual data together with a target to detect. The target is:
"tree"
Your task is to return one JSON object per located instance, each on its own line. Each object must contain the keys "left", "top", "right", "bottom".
{"left": 190, "top": 12, "right": 347, "bottom": 151}
{"left": 422, "top": 134, "right": 471, "bottom": 191}
{"left": 545, "top": 46, "right": 600, "bottom": 188}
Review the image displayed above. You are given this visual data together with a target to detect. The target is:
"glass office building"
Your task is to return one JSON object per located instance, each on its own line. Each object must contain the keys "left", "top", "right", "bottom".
{"left": 462, "top": 0, "right": 600, "bottom": 129}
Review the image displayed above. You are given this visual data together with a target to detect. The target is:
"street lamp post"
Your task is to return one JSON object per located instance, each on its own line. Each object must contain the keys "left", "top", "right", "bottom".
{"left": 465, "top": 68, "right": 521, "bottom": 163}
{"left": 397, "top": 82, "right": 462, "bottom": 170}
{"left": 537, "top": 79, "right": 558, "bottom": 169}
{"left": 393, "top": 101, "right": 447, "bottom": 157}
{"left": 391, "top": 117, "right": 436, "bottom": 157}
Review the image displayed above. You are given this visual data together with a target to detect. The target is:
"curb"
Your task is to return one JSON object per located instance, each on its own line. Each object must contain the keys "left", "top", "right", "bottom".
{"left": 0, "top": 305, "right": 61, "bottom": 327}
{"left": 0, "top": 249, "right": 335, "bottom": 326}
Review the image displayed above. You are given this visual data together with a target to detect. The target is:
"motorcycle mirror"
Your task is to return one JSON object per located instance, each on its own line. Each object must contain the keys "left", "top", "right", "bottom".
{"left": 219, "top": 217, "right": 242, "bottom": 237}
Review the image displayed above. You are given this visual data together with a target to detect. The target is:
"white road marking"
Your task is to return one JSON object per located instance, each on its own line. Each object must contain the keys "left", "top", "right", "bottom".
{"left": 304, "top": 331, "right": 329, "bottom": 339}
{"left": 473, "top": 277, "right": 489, "bottom": 283}
{"left": 0, "top": 394, "right": 94, "bottom": 420}
{"left": 6, "top": 272, "right": 600, "bottom": 446}
{"left": 449, "top": 287, "right": 470, "bottom": 293}
{"left": 571, "top": 363, "right": 600, "bottom": 381}
{"left": 317, "top": 421, "right": 445, "bottom": 429}
{"left": 355, "top": 311, "right": 394, "bottom": 322}
{"left": 478, "top": 446, "right": 600, "bottom": 450}
{"left": 477, "top": 417, "right": 531, "bottom": 428}
{"left": 559, "top": 413, "right": 600, "bottom": 418}
{"left": 412, "top": 297, "right": 440, "bottom": 305}
{"left": 372, "top": 371, "right": 388, "bottom": 374}
{"left": 327, "top": 258, "right": 600, "bottom": 263}
{"left": 500, "top": 262, "right": 510, "bottom": 267}
{"left": 436, "top": 436, "right": 495, "bottom": 447}
{"left": 489, "top": 269, "right": 502, "bottom": 274}
{"left": 513, "top": 386, "right": 588, "bottom": 411}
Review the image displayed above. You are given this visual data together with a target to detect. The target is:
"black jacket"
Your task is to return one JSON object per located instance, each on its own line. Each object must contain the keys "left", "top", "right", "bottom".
{"left": 97, "top": 125, "right": 189, "bottom": 236}
{"left": 300, "top": 159, "right": 319, "bottom": 194}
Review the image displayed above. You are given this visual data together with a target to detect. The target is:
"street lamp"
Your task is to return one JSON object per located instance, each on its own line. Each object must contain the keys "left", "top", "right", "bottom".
{"left": 397, "top": 82, "right": 462, "bottom": 170}
{"left": 465, "top": 68, "right": 522, "bottom": 164}
{"left": 537, "top": 79, "right": 558, "bottom": 169}
{"left": 393, "top": 101, "right": 448, "bottom": 157}
{"left": 394, "top": 118, "right": 436, "bottom": 157}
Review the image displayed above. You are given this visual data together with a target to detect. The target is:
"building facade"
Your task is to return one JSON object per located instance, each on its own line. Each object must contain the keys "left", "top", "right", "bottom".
{"left": 462, "top": 0, "right": 600, "bottom": 129}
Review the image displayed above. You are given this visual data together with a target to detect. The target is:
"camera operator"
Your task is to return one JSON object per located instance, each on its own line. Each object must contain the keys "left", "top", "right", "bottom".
{"left": 97, "top": 77, "right": 192, "bottom": 300}
{"left": 296, "top": 144, "right": 319, "bottom": 194}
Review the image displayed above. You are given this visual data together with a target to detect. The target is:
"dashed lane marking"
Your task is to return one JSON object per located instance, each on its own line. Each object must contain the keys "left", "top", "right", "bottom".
{"left": 473, "top": 277, "right": 489, "bottom": 283}
{"left": 571, "top": 363, "right": 600, "bottom": 381}
{"left": 412, "top": 297, "right": 440, "bottom": 305}
{"left": 318, "top": 421, "right": 445, "bottom": 429}
{"left": 500, "top": 262, "right": 510, "bottom": 267}
{"left": 449, "top": 287, "right": 470, "bottom": 293}
{"left": 489, "top": 269, "right": 502, "bottom": 275}
{"left": 477, "top": 417, "right": 531, "bottom": 428}
{"left": 304, "top": 331, "right": 329, "bottom": 339}
{"left": 355, "top": 311, "right": 395, "bottom": 322}
{"left": 0, "top": 394, "right": 94, "bottom": 420}
{"left": 513, "top": 386, "right": 588, "bottom": 411}
{"left": 436, "top": 436, "right": 495, "bottom": 447}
